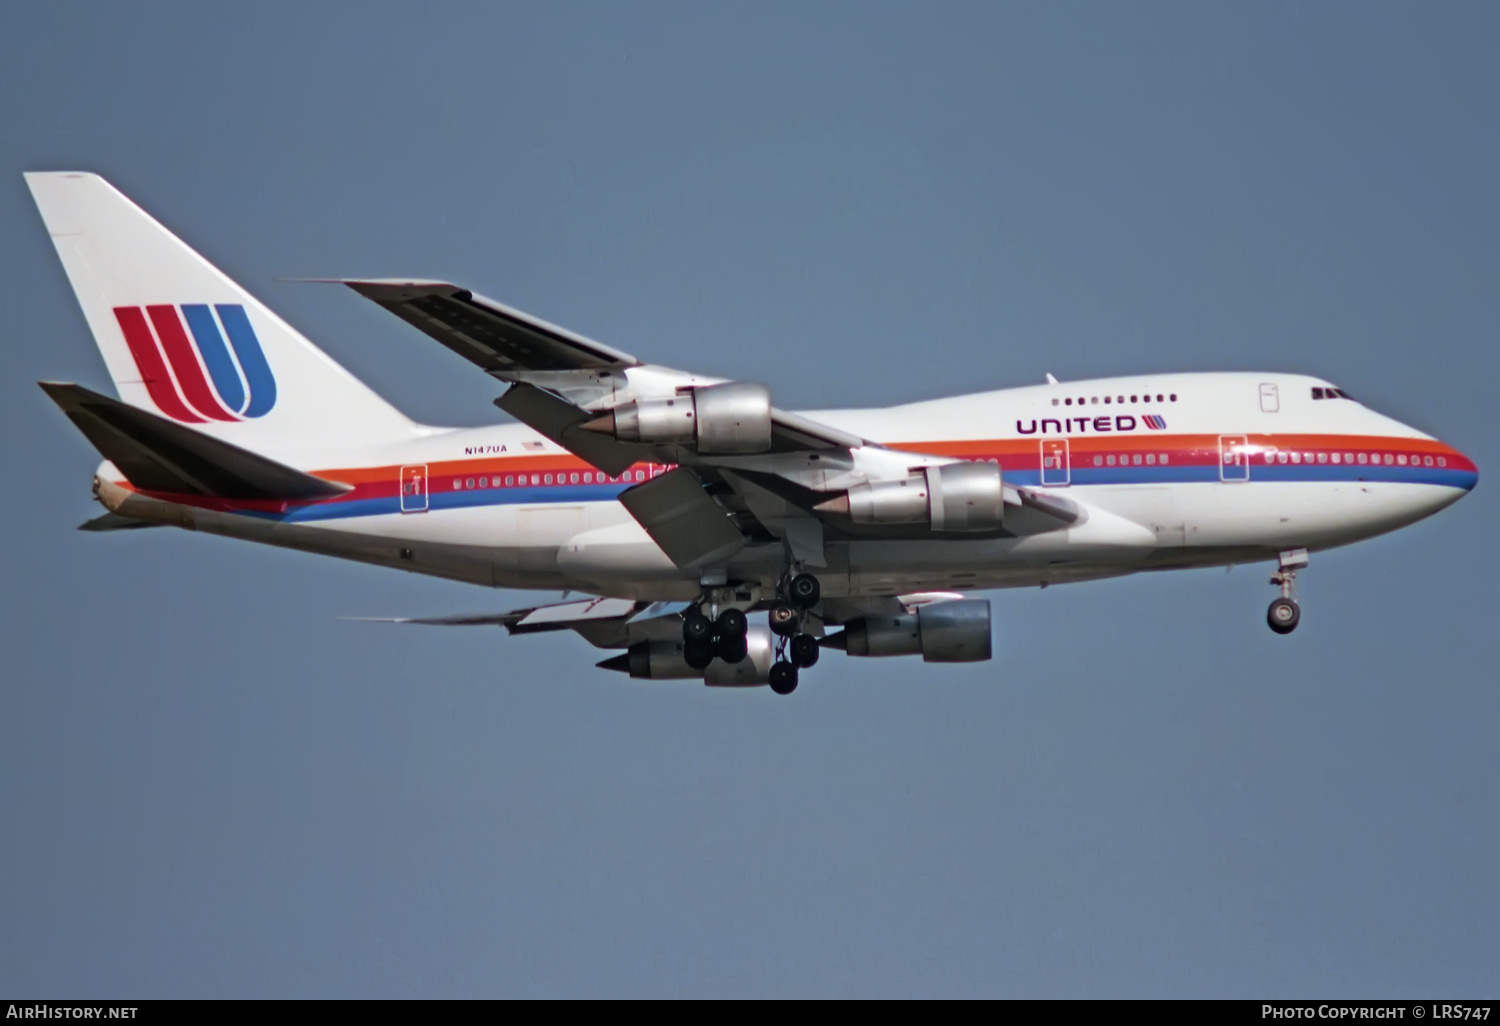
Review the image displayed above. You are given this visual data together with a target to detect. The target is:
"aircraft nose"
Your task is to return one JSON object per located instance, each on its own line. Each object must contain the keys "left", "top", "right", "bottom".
{"left": 1437, "top": 441, "right": 1479, "bottom": 493}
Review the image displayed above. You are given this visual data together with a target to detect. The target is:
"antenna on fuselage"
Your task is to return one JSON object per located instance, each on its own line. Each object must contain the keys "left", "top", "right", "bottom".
{"left": 1045, "top": 373, "right": 1059, "bottom": 384}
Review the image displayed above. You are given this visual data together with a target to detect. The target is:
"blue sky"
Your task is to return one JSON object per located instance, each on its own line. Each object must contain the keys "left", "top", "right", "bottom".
{"left": 1, "top": 2, "right": 1496, "bottom": 997}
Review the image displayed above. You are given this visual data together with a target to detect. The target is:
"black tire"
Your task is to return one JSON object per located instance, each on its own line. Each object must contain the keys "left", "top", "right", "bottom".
{"left": 716, "top": 607, "right": 748, "bottom": 638}
{"left": 683, "top": 640, "right": 715, "bottom": 670}
{"left": 769, "top": 662, "right": 799, "bottom": 695}
{"left": 715, "top": 632, "right": 749, "bottom": 664}
{"left": 789, "top": 573, "right": 821, "bottom": 609}
{"left": 768, "top": 603, "right": 800, "bottom": 637}
{"left": 1267, "top": 597, "right": 1301, "bottom": 634}
{"left": 790, "top": 634, "right": 820, "bottom": 668}
{"left": 683, "top": 612, "right": 714, "bottom": 644}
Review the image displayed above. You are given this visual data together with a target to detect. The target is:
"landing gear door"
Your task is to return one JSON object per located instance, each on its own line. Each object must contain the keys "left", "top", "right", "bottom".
{"left": 1040, "top": 438, "right": 1070, "bottom": 487}
{"left": 400, "top": 464, "right": 429, "bottom": 512}
{"left": 1219, "top": 436, "right": 1250, "bottom": 482}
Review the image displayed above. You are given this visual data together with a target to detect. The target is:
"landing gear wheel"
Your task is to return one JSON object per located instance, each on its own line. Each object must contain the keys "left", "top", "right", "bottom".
{"left": 715, "top": 632, "right": 749, "bottom": 664}
{"left": 769, "top": 662, "right": 799, "bottom": 695}
{"left": 716, "top": 608, "right": 748, "bottom": 638}
{"left": 1267, "top": 597, "right": 1301, "bottom": 635}
{"left": 768, "top": 603, "right": 800, "bottom": 637}
{"left": 683, "top": 640, "right": 715, "bottom": 669}
{"left": 789, "top": 634, "right": 820, "bottom": 668}
{"left": 683, "top": 613, "right": 713, "bottom": 644}
{"left": 789, "top": 573, "right": 821, "bottom": 609}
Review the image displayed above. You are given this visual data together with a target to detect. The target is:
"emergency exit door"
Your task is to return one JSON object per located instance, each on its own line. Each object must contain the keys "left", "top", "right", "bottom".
{"left": 1219, "top": 436, "right": 1250, "bottom": 482}
{"left": 400, "top": 464, "right": 429, "bottom": 512}
{"left": 1040, "top": 438, "right": 1070, "bottom": 486}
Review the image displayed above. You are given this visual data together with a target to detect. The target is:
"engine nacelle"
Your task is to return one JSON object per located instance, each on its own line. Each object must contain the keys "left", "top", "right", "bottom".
{"left": 833, "top": 599, "right": 992, "bottom": 662}
{"left": 613, "top": 627, "right": 777, "bottom": 684}
{"left": 621, "top": 640, "right": 699, "bottom": 679}
{"left": 587, "top": 382, "right": 773, "bottom": 454}
{"left": 840, "top": 462, "right": 1004, "bottom": 532}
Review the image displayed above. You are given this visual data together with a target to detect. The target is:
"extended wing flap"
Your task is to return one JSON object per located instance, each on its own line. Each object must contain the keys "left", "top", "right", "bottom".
{"left": 617, "top": 468, "right": 748, "bottom": 569}
{"left": 41, "top": 382, "right": 351, "bottom": 502}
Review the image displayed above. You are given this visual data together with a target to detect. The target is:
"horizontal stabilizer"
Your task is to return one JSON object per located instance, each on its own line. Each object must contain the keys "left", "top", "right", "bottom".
{"left": 41, "top": 382, "right": 351, "bottom": 502}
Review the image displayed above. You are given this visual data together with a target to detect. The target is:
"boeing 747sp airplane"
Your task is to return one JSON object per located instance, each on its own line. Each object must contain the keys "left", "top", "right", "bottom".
{"left": 27, "top": 172, "right": 1478, "bottom": 695}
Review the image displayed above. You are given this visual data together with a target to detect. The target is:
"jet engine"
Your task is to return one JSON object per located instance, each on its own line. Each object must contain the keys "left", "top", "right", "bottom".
{"left": 825, "top": 599, "right": 992, "bottom": 662}
{"left": 820, "top": 462, "right": 1004, "bottom": 532}
{"left": 583, "top": 382, "right": 773, "bottom": 454}
{"left": 603, "top": 626, "right": 778, "bottom": 685}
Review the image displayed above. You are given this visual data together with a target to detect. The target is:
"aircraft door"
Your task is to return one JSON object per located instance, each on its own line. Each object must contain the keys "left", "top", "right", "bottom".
{"left": 1259, "top": 383, "right": 1280, "bottom": 413}
{"left": 1040, "top": 439, "right": 1070, "bottom": 487}
{"left": 1219, "top": 436, "right": 1250, "bottom": 482}
{"left": 400, "top": 464, "right": 429, "bottom": 512}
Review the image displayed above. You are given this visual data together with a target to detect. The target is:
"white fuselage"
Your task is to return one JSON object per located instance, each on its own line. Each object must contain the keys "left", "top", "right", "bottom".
{"left": 99, "top": 371, "right": 1477, "bottom": 600}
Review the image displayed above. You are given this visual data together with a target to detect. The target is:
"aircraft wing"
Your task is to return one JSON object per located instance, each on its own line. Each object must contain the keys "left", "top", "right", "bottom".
{"left": 346, "top": 596, "right": 690, "bottom": 649}
{"left": 339, "top": 279, "right": 1077, "bottom": 569}
{"left": 339, "top": 279, "right": 639, "bottom": 373}
{"left": 336, "top": 278, "right": 861, "bottom": 452}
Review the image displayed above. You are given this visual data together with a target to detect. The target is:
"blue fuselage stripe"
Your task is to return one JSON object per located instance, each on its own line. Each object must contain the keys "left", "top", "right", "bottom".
{"left": 246, "top": 469, "right": 1476, "bottom": 523}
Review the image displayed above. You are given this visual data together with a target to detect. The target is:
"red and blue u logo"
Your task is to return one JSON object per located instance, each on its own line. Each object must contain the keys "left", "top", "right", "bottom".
{"left": 113, "top": 304, "right": 276, "bottom": 423}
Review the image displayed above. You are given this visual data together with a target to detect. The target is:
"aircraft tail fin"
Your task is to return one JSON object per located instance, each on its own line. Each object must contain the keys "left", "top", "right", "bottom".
{"left": 25, "top": 172, "right": 419, "bottom": 453}
{"left": 41, "top": 381, "right": 351, "bottom": 502}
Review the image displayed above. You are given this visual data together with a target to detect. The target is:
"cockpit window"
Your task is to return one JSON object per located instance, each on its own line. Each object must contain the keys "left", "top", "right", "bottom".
{"left": 1312, "top": 386, "right": 1354, "bottom": 401}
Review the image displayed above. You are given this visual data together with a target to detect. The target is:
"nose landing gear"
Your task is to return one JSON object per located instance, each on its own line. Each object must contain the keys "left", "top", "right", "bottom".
{"left": 1267, "top": 548, "right": 1308, "bottom": 635}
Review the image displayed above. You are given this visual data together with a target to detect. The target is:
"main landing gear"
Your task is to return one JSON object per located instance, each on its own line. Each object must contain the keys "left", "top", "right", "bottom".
{"left": 1266, "top": 549, "right": 1308, "bottom": 635}
{"left": 685, "top": 572, "right": 823, "bottom": 693}
{"left": 682, "top": 606, "right": 750, "bottom": 669}
{"left": 767, "top": 573, "right": 822, "bottom": 696}
{"left": 681, "top": 572, "right": 823, "bottom": 691}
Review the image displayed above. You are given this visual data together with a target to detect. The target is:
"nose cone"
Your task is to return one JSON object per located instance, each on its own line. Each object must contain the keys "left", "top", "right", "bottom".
{"left": 1440, "top": 443, "right": 1480, "bottom": 494}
